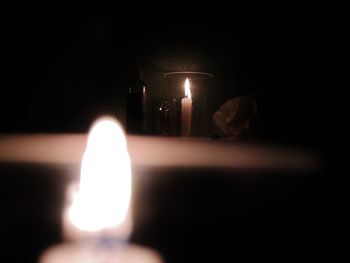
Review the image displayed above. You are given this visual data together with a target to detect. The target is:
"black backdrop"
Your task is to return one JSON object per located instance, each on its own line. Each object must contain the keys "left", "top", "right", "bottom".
{"left": 2, "top": 6, "right": 336, "bottom": 148}
{"left": 1, "top": 5, "right": 337, "bottom": 263}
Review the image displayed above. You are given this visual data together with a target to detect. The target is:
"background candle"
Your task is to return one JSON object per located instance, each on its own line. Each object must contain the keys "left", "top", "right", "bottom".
{"left": 181, "top": 78, "right": 192, "bottom": 137}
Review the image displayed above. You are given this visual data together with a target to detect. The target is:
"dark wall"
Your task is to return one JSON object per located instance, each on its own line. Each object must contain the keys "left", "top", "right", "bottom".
{"left": 2, "top": 6, "right": 335, "bottom": 147}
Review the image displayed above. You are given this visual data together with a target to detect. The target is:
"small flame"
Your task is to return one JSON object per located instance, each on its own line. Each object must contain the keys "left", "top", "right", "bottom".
{"left": 184, "top": 78, "right": 191, "bottom": 99}
{"left": 68, "top": 117, "right": 132, "bottom": 232}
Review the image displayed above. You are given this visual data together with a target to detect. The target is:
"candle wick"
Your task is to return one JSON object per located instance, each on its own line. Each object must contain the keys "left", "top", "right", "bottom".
{"left": 97, "top": 236, "right": 127, "bottom": 250}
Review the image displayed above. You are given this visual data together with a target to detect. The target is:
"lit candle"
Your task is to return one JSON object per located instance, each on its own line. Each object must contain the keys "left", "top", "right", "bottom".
{"left": 181, "top": 78, "right": 192, "bottom": 137}
{"left": 40, "top": 116, "right": 163, "bottom": 263}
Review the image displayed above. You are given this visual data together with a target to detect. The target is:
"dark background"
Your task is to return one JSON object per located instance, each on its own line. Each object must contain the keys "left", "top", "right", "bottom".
{"left": 0, "top": 164, "right": 331, "bottom": 263}
{"left": 1, "top": 5, "right": 337, "bottom": 263}
{"left": 1, "top": 6, "right": 336, "bottom": 148}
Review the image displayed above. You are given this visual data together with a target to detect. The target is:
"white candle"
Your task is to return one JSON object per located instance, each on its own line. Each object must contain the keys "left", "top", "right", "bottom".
{"left": 181, "top": 78, "right": 192, "bottom": 137}
{"left": 39, "top": 116, "right": 163, "bottom": 263}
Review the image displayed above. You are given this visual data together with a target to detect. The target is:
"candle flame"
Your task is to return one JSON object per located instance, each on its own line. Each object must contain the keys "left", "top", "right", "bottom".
{"left": 68, "top": 117, "right": 132, "bottom": 232}
{"left": 184, "top": 78, "right": 191, "bottom": 99}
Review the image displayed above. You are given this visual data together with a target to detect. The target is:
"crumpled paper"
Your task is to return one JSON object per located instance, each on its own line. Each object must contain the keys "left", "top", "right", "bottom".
{"left": 212, "top": 96, "right": 257, "bottom": 140}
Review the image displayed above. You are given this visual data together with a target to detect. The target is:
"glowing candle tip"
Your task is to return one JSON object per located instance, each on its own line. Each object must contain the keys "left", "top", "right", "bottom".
{"left": 184, "top": 78, "right": 191, "bottom": 99}
{"left": 67, "top": 116, "right": 132, "bottom": 236}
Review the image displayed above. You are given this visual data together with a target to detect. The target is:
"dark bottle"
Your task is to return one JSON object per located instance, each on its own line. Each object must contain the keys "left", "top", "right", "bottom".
{"left": 126, "top": 69, "right": 148, "bottom": 134}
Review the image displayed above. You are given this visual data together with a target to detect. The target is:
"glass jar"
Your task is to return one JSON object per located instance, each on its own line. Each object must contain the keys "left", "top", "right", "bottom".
{"left": 161, "top": 71, "right": 213, "bottom": 137}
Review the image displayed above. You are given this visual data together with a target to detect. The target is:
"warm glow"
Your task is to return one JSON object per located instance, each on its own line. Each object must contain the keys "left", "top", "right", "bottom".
{"left": 184, "top": 78, "right": 191, "bottom": 99}
{"left": 0, "top": 135, "right": 319, "bottom": 171}
{"left": 68, "top": 117, "right": 132, "bottom": 232}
